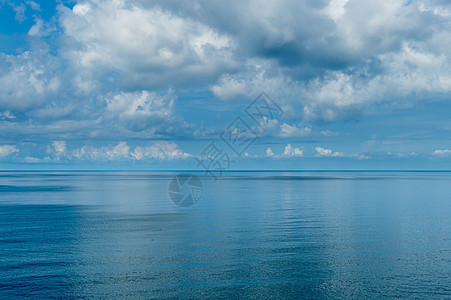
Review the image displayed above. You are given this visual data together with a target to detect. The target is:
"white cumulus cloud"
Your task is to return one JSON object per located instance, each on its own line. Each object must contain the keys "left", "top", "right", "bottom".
{"left": 131, "top": 141, "right": 191, "bottom": 160}
{"left": 52, "top": 141, "right": 67, "bottom": 154}
{"left": 432, "top": 149, "right": 451, "bottom": 157}
{"left": 72, "top": 142, "right": 131, "bottom": 161}
{"left": 105, "top": 90, "right": 176, "bottom": 131}
{"left": 59, "top": 0, "right": 236, "bottom": 90}
{"left": 315, "top": 147, "right": 344, "bottom": 157}
{"left": 71, "top": 141, "right": 190, "bottom": 161}
{"left": 283, "top": 144, "right": 304, "bottom": 157}
{"left": 0, "top": 145, "right": 19, "bottom": 157}
{"left": 315, "top": 146, "right": 370, "bottom": 159}
{"left": 266, "top": 144, "right": 303, "bottom": 158}
{"left": 266, "top": 147, "right": 275, "bottom": 157}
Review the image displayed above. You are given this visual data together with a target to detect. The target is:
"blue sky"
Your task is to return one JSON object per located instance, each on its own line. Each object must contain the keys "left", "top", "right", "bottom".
{"left": 1, "top": 0, "right": 451, "bottom": 170}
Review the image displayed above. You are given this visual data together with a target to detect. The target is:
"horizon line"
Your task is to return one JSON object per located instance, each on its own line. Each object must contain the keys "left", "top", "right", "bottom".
{"left": 1, "top": 169, "right": 451, "bottom": 172}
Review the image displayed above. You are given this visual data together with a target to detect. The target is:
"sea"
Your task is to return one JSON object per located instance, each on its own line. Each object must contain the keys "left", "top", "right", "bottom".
{"left": 0, "top": 171, "right": 450, "bottom": 299}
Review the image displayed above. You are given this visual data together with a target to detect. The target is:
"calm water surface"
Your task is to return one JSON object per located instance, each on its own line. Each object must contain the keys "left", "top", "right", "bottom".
{"left": 0, "top": 171, "right": 450, "bottom": 298}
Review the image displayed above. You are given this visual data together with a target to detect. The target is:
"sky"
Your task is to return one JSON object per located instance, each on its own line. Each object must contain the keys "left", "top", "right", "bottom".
{"left": 1, "top": 0, "right": 451, "bottom": 170}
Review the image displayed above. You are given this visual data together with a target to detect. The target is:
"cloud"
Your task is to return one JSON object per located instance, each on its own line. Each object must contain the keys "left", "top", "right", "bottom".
{"left": 212, "top": 38, "right": 451, "bottom": 122}
{"left": 315, "top": 146, "right": 371, "bottom": 159}
{"left": 283, "top": 144, "right": 303, "bottom": 157}
{"left": 24, "top": 156, "right": 49, "bottom": 163}
{"left": 0, "top": 145, "right": 19, "bottom": 157}
{"left": 324, "top": 0, "right": 349, "bottom": 21}
{"left": 243, "top": 152, "right": 258, "bottom": 158}
{"left": 266, "top": 144, "right": 303, "bottom": 158}
{"left": 0, "top": 110, "right": 16, "bottom": 120}
{"left": 131, "top": 141, "right": 191, "bottom": 160}
{"left": 320, "top": 130, "right": 339, "bottom": 137}
{"left": 48, "top": 141, "right": 67, "bottom": 158}
{"left": 388, "top": 151, "right": 418, "bottom": 158}
{"left": 208, "top": 0, "right": 451, "bottom": 122}
{"left": 52, "top": 141, "right": 66, "bottom": 153}
{"left": 432, "top": 149, "right": 451, "bottom": 157}
{"left": 2, "top": 0, "right": 451, "bottom": 159}
{"left": 210, "top": 60, "right": 304, "bottom": 119}
{"left": 354, "top": 154, "right": 371, "bottom": 160}
{"left": 12, "top": 3, "right": 26, "bottom": 22}
{"left": 105, "top": 90, "right": 176, "bottom": 132}
{"left": 264, "top": 119, "right": 312, "bottom": 138}
{"left": 72, "top": 3, "right": 89, "bottom": 16}
{"left": 71, "top": 141, "right": 191, "bottom": 161}
{"left": 278, "top": 123, "right": 311, "bottom": 138}
{"left": 25, "top": 1, "right": 40, "bottom": 11}
{"left": 73, "top": 141, "right": 131, "bottom": 161}
{"left": 266, "top": 147, "right": 275, "bottom": 157}
{"left": 28, "top": 17, "right": 56, "bottom": 37}
{"left": 0, "top": 51, "right": 61, "bottom": 111}
{"left": 59, "top": 1, "right": 236, "bottom": 90}
{"left": 315, "top": 147, "right": 344, "bottom": 157}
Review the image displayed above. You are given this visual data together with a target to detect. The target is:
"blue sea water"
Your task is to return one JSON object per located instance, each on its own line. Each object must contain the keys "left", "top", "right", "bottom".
{"left": 0, "top": 171, "right": 450, "bottom": 299}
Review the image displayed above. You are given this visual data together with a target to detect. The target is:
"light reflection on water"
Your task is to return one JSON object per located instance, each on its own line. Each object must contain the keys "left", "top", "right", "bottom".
{"left": 0, "top": 171, "right": 450, "bottom": 298}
